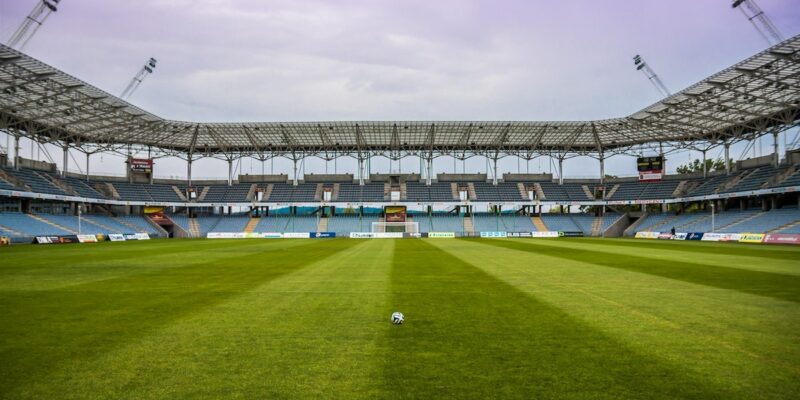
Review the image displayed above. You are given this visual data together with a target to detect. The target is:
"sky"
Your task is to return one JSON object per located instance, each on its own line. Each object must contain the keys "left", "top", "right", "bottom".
{"left": 1, "top": 0, "right": 799, "bottom": 180}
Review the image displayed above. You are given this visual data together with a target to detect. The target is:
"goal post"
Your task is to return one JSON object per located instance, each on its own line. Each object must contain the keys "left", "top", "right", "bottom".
{"left": 371, "top": 221, "right": 420, "bottom": 233}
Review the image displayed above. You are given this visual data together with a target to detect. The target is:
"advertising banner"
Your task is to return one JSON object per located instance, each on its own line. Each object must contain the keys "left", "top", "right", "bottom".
{"left": 283, "top": 232, "right": 311, "bottom": 239}
{"left": 531, "top": 231, "right": 559, "bottom": 238}
{"left": 35, "top": 235, "right": 79, "bottom": 244}
{"left": 0, "top": 236, "right": 9, "bottom": 246}
{"left": 480, "top": 231, "right": 508, "bottom": 238}
{"left": 262, "top": 232, "right": 283, "bottom": 238}
{"left": 130, "top": 158, "right": 153, "bottom": 173}
{"left": 108, "top": 234, "right": 126, "bottom": 242}
{"left": 349, "top": 232, "right": 403, "bottom": 239}
{"left": 700, "top": 233, "right": 741, "bottom": 242}
{"left": 134, "top": 233, "right": 150, "bottom": 240}
{"left": 428, "top": 232, "right": 456, "bottom": 238}
{"left": 507, "top": 232, "right": 532, "bottom": 238}
{"left": 739, "top": 233, "right": 765, "bottom": 243}
{"left": 657, "top": 233, "right": 673, "bottom": 240}
{"left": 403, "top": 232, "right": 425, "bottom": 238}
{"left": 762, "top": 233, "right": 800, "bottom": 245}
{"left": 311, "top": 232, "right": 336, "bottom": 238}
{"left": 685, "top": 232, "right": 704, "bottom": 241}
{"left": 559, "top": 231, "right": 585, "bottom": 237}
{"left": 77, "top": 234, "right": 98, "bottom": 243}
{"left": 672, "top": 232, "right": 688, "bottom": 240}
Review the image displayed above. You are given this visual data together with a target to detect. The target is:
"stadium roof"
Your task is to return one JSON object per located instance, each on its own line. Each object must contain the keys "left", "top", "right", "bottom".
{"left": 0, "top": 35, "right": 799, "bottom": 160}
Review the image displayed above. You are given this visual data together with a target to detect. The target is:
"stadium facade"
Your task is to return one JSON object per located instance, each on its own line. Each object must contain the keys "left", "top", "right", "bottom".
{"left": 0, "top": 35, "right": 799, "bottom": 242}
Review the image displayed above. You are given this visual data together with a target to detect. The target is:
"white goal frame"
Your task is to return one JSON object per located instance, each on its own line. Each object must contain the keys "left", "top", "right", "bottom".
{"left": 371, "top": 221, "right": 420, "bottom": 233}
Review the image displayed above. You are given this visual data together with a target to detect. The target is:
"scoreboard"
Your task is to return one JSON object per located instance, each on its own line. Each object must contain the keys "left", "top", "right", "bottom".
{"left": 637, "top": 156, "right": 664, "bottom": 181}
{"left": 384, "top": 206, "right": 407, "bottom": 223}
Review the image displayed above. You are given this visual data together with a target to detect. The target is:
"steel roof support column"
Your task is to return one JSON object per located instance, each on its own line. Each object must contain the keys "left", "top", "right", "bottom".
{"left": 599, "top": 153, "right": 605, "bottom": 185}
{"left": 187, "top": 157, "right": 193, "bottom": 187}
{"left": 426, "top": 157, "right": 433, "bottom": 186}
{"left": 358, "top": 156, "right": 365, "bottom": 186}
{"left": 85, "top": 152, "right": 90, "bottom": 181}
{"left": 227, "top": 158, "right": 233, "bottom": 186}
{"left": 701, "top": 149, "right": 707, "bottom": 178}
{"left": 13, "top": 135, "right": 20, "bottom": 170}
{"left": 724, "top": 141, "right": 731, "bottom": 175}
{"left": 292, "top": 157, "right": 298, "bottom": 186}
{"left": 773, "top": 130, "right": 780, "bottom": 167}
{"left": 558, "top": 156, "right": 564, "bottom": 185}
{"left": 61, "top": 145, "right": 68, "bottom": 177}
{"left": 492, "top": 157, "right": 498, "bottom": 186}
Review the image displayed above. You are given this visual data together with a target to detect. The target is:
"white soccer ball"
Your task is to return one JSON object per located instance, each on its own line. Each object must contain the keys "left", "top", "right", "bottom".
{"left": 391, "top": 311, "right": 404, "bottom": 325}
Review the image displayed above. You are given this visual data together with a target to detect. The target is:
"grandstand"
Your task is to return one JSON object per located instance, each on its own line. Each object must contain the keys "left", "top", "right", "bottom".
{"left": 0, "top": 36, "right": 799, "bottom": 242}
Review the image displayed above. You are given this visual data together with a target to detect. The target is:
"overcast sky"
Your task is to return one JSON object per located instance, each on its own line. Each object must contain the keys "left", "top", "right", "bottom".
{"left": 1, "top": 0, "right": 799, "bottom": 180}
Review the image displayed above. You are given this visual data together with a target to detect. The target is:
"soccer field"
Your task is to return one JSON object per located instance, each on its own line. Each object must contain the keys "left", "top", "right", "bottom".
{"left": 1, "top": 238, "right": 798, "bottom": 399}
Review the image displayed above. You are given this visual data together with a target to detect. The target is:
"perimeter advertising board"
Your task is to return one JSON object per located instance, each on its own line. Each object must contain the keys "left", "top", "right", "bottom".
{"left": 428, "top": 232, "right": 456, "bottom": 238}
{"left": 762, "top": 233, "right": 800, "bottom": 245}
{"left": 108, "top": 234, "right": 126, "bottom": 242}
{"left": 739, "top": 233, "right": 765, "bottom": 243}
{"left": 480, "top": 232, "right": 507, "bottom": 238}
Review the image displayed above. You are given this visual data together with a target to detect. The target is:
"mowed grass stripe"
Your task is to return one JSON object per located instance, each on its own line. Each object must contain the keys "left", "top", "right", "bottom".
{"left": 382, "top": 239, "right": 730, "bottom": 399}
{"left": 0, "top": 239, "right": 312, "bottom": 291}
{"left": 10, "top": 239, "right": 394, "bottom": 399}
{"left": 0, "top": 238, "right": 359, "bottom": 396}
{"left": 547, "top": 238, "right": 800, "bottom": 276}
{"left": 568, "top": 237, "right": 800, "bottom": 261}
{"left": 431, "top": 239, "right": 800, "bottom": 398}
{"left": 478, "top": 238, "right": 800, "bottom": 303}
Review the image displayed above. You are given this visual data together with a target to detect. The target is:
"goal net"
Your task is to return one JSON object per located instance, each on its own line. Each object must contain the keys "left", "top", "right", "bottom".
{"left": 371, "top": 221, "right": 420, "bottom": 233}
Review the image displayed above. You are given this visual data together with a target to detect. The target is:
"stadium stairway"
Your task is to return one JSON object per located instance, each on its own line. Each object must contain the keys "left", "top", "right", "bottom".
{"left": 718, "top": 212, "right": 762, "bottom": 232}
{"left": 0, "top": 222, "right": 24, "bottom": 237}
{"left": 770, "top": 219, "right": 800, "bottom": 233}
{"left": 463, "top": 216, "right": 475, "bottom": 234}
{"left": 591, "top": 217, "right": 603, "bottom": 236}
{"left": 244, "top": 217, "right": 260, "bottom": 233}
{"left": 189, "top": 219, "right": 201, "bottom": 237}
{"left": 531, "top": 216, "right": 548, "bottom": 231}
{"left": 81, "top": 216, "right": 121, "bottom": 233}
{"left": 317, "top": 217, "right": 328, "bottom": 232}
{"left": 29, "top": 213, "right": 77, "bottom": 234}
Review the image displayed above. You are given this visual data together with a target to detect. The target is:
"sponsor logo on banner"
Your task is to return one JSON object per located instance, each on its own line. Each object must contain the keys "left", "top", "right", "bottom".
{"left": 635, "top": 231, "right": 660, "bottom": 239}
{"left": 762, "top": 233, "right": 800, "bottom": 245}
{"left": 739, "top": 233, "right": 765, "bottom": 243}
{"left": 507, "top": 232, "right": 532, "bottom": 238}
{"left": 262, "top": 232, "right": 283, "bottom": 238}
{"left": 403, "top": 232, "right": 423, "bottom": 238}
{"left": 673, "top": 232, "right": 688, "bottom": 240}
{"left": 559, "top": 231, "right": 585, "bottom": 237}
{"left": 700, "top": 232, "right": 741, "bottom": 242}
{"left": 531, "top": 231, "right": 559, "bottom": 238}
{"left": 108, "top": 234, "right": 126, "bottom": 242}
{"left": 77, "top": 234, "right": 98, "bottom": 243}
{"left": 312, "top": 232, "right": 336, "bottom": 238}
{"left": 657, "top": 233, "right": 673, "bottom": 240}
{"left": 283, "top": 232, "right": 311, "bottom": 239}
{"left": 428, "top": 232, "right": 456, "bottom": 238}
{"left": 686, "top": 232, "right": 704, "bottom": 241}
{"left": 349, "top": 232, "right": 403, "bottom": 239}
{"left": 35, "top": 235, "right": 79, "bottom": 244}
{"left": 480, "top": 231, "right": 507, "bottom": 238}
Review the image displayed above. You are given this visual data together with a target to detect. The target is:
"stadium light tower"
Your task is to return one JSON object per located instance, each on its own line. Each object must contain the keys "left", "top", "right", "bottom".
{"left": 731, "top": 0, "right": 784, "bottom": 46}
{"left": 6, "top": 0, "right": 61, "bottom": 51}
{"left": 633, "top": 54, "right": 671, "bottom": 97}
{"left": 120, "top": 57, "right": 157, "bottom": 100}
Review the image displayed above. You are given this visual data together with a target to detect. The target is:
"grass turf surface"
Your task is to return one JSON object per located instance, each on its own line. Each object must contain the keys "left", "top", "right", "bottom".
{"left": 0, "top": 238, "right": 798, "bottom": 399}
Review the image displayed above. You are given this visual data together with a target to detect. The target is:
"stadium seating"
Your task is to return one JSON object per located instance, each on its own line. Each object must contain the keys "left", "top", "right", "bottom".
{"left": 327, "top": 214, "right": 379, "bottom": 233}
{"left": 472, "top": 213, "right": 535, "bottom": 232}
{"left": 254, "top": 215, "right": 318, "bottom": 232}
{"left": 539, "top": 214, "right": 581, "bottom": 232}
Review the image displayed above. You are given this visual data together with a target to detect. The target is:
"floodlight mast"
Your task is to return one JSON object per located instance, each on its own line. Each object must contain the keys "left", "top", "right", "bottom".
{"left": 731, "top": 0, "right": 784, "bottom": 46}
{"left": 6, "top": 0, "right": 60, "bottom": 51}
{"left": 120, "top": 57, "right": 157, "bottom": 100}
{"left": 633, "top": 54, "right": 671, "bottom": 97}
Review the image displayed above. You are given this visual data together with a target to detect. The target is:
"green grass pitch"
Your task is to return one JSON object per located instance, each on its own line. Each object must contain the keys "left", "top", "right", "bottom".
{"left": 1, "top": 238, "right": 799, "bottom": 399}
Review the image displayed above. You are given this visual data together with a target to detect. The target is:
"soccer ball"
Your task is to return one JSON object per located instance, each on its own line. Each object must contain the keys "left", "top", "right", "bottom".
{"left": 391, "top": 311, "right": 404, "bottom": 325}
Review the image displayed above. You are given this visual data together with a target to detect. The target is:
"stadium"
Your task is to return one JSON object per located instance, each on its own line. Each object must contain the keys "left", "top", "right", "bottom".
{"left": 1, "top": 0, "right": 799, "bottom": 398}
